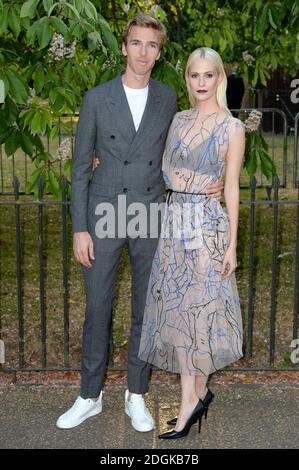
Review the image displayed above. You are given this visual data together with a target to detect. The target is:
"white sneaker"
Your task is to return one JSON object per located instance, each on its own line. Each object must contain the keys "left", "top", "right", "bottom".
{"left": 56, "top": 392, "right": 103, "bottom": 429}
{"left": 124, "top": 389, "right": 154, "bottom": 432}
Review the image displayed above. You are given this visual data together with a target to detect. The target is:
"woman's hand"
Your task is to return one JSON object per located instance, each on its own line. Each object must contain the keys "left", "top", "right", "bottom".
{"left": 221, "top": 245, "right": 238, "bottom": 280}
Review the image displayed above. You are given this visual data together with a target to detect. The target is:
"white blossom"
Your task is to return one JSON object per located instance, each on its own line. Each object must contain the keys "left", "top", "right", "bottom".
{"left": 215, "top": 8, "right": 224, "bottom": 18}
{"left": 48, "top": 34, "right": 77, "bottom": 62}
{"left": 56, "top": 138, "right": 72, "bottom": 161}
{"left": 122, "top": 3, "right": 130, "bottom": 13}
{"left": 48, "top": 33, "right": 65, "bottom": 63}
{"left": 27, "top": 87, "right": 36, "bottom": 104}
{"left": 244, "top": 110, "right": 262, "bottom": 132}
{"left": 65, "top": 39, "right": 77, "bottom": 59}
{"left": 150, "top": 5, "right": 160, "bottom": 16}
{"left": 243, "top": 51, "right": 255, "bottom": 66}
{"left": 101, "top": 53, "right": 117, "bottom": 71}
{"left": 175, "top": 60, "right": 183, "bottom": 74}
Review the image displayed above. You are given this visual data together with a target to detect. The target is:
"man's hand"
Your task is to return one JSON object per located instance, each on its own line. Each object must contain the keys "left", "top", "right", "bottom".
{"left": 73, "top": 232, "right": 95, "bottom": 268}
{"left": 205, "top": 179, "right": 224, "bottom": 201}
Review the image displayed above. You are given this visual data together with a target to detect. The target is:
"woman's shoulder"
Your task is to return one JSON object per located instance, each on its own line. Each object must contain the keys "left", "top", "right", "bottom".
{"left": 173, "top": 108, "right": 196, "bottom": 120}
{"left": 227, "top": 115, "right": 245, "bottom": 132}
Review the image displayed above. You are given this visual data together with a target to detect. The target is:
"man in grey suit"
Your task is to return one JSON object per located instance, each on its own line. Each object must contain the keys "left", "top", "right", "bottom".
{"left": 57, "top": 12, "right": 223, "bottom": 432}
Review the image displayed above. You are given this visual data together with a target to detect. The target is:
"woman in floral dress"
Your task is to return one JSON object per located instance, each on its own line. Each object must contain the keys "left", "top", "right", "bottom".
{"left": 138, "top": 47, "right": 245, "bottom": 439}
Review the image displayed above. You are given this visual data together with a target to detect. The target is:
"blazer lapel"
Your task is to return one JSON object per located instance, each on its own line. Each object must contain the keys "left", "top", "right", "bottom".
{"left": 127, "top": 78, "right": 161, "bottom": 159}
{"left": 105, "top": 74, "right": 136, "bottom": 145}
{"left": 105, "top": 75, "right": 162, "bottom": 160}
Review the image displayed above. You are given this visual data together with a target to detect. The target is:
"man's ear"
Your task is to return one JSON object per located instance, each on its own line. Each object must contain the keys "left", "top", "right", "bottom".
{"left": 122, "top": 42, "right": 127, "bottom": 57}
{"left": 156, "top": 51, "right": 161, "bottom": 61}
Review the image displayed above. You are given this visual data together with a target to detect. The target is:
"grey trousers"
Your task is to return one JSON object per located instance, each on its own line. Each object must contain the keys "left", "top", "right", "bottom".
{"left": 80, "top": 235, "right": 159, "bottom": 399}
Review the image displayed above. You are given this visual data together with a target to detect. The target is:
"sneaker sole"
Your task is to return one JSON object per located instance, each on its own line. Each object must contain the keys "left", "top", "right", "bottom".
{"left": 56, "top": 405, "right": 102, "bottom": 429}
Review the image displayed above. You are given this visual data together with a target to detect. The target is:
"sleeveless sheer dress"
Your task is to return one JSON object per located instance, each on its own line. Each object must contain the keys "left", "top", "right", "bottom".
{"left": 138, "top": 109, "right": 244, "bottom": 376}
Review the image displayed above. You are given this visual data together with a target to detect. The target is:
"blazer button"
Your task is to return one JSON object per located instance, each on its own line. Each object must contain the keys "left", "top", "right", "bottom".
{"left": 124, "top": 160, "right": 129, "bottom": 165}
{"left": 110, "top": 135, "right": 115, "bottom": 139}
{"left": 147, "top": 187, "right": 151, "bottom": 191}
{"left": 149, "top": 161, "right": 152, "bottom": 166}
{"left": 123, "top": 188, "right": 128, "bottom": 193}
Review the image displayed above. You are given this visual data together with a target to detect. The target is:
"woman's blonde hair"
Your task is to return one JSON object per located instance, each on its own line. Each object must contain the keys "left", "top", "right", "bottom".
{"left": 185, "top": 47, "right": 231, "bottom": 114}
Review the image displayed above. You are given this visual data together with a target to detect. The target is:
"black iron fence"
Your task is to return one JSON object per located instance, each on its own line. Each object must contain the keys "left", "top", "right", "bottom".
{"left": 0, "top": 174, "right": 298, "bottom": 373}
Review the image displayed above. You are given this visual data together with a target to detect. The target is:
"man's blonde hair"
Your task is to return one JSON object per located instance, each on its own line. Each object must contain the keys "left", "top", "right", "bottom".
{"left": 122, "top": 12, "right": 167, "bottom": 50}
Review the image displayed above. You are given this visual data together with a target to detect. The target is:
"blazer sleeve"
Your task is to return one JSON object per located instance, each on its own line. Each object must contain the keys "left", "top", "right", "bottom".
{"left": 71, "top": 91, "right": 96, "bottom": 233}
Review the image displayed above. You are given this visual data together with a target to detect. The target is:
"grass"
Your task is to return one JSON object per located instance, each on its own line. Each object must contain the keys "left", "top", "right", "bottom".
{"left": 0, "top": 129, "right": 298, "bottom": 371}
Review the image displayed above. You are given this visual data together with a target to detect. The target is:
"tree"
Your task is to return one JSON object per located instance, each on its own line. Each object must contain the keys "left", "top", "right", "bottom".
{"left": 1, "top": 0, "right": 297, "bottom": 194}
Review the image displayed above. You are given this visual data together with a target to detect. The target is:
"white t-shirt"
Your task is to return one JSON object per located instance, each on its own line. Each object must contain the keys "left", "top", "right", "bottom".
{"left": 123, "top": 84, "right": 149, "bottom": 131}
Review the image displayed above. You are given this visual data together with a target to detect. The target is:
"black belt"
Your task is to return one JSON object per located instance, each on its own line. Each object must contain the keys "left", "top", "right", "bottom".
{"left": 166, "top": 189, "right": 207, "bottom": 206}
{"left": 167, "top": 189, "right": 207, "bottom": 196}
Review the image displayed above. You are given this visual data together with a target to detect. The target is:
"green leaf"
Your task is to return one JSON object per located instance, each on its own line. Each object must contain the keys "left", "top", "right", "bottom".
{"left": 49, "top": 124, "right": 59, "bottom": 139}
{"left": 48, "top": 168, "right": 62, "bottom": 199}
{"left": 34, "top": 64, "right": 45, "bottom": 93}
{"left": 268, "top": 9, "right": 277, "bottom": 30}
{"left": 40, "top": 108, "right": 52, "bottom": 133}
{"left": 219, "top": 38, "right": 227, "bottom": 52}
{"left": 259, "top": 68, "right": 267, "bottom": 86}
{"left": 25, "top": 168, "right": 43, "bottom": 193}
{"left": 43, "top": 0, "right": 53, "bottom": 14}
{"left": 0, "top": 97, "right": 17, "bottom": 127}
{"left": 244, "top": 148, "right": 257, "bottom": 177}
{"left": 0, "top": 130, "right": 11, "bottom": 145}
{"left": 52, "top": 93, "right": 66, "bottom": 113}
{"left": 5, "top": 131, "right": 21, "bottom": 156}
{"left": 73, "top": 0, "right": 83, "bottom": 13}
{"left": 51, "top": 16, "right": 68, "bottom": 35}
{"left": 98, "top": 17, "right": 119, "bottom": 55}
{"left": 64, "top": 158, "right": 73, "bottom": 173}
{"left": 31, "top": 134, "right": 44, "bottom": 152}
{"left": 20, "top": 109, "right": 35, "bottom": 128}
{"left": 30, "top": 111, "right": 42, "bottom": 135}
{"left": 84, "top": 0, "right": 97, "bottom": 21}
{"left": 47, "top": 1, "right": 59, "bottom": 16}
{"left": 6, "top": 71, "right": 28, "bottom": 103}
{"left": 259, "top": 133, "right": 269, "bottom": 151}
{"left": 257, "top": 5, "right": 269, "bottom": 35}
{"left": 65, "top": 2, "right": 81, "bottom": 19}
{"left": 260, "top": 150, "right": 276, "bottom": 179}
{"left": 8, "top": 7, "right": 21, "bottom": 38}
{"left": 37, "top": 20, "right": 52, "bottom": 48}
{"left": 26, "top": 21, "right": 41, "bottom": 44}
{"left": 64, "top": 62, "right": 73, "bottom": 82}
{"left": 20, "top": 0, "right": 40, "bottom": 18}
{"left": 88, "top": 31, "right": 103, "bottom": 51}
{"left": 0, "top": 8, "right": 8, "bottom": 35}
{"left": 21, "top": 133, "right": 33, "bottom": 156}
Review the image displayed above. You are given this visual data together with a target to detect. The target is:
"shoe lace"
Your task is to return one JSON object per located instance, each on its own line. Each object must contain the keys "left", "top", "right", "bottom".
{"left": 72, "top": 397, "right": 84, "bottom": 411}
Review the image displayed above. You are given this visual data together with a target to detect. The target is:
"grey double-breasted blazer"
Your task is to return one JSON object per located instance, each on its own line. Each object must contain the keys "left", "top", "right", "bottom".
{"left": 71, "top": 73, "right": 177, "bottom": 234}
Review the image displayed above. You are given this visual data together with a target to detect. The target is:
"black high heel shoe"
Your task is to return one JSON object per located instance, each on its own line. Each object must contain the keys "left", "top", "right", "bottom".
{"left": 166, "top": 388, "right": 214, "bottom": 426}
{"left": 158, "top": 399, "right": 205, "bottom": 440}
